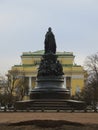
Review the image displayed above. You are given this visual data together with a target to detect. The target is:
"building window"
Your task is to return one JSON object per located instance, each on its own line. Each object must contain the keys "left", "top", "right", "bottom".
{"left": 66, "top": 77, "right": 71, "bottom": 89}
{"left": 76, "top": 86, "right": 81, "bottom": 94}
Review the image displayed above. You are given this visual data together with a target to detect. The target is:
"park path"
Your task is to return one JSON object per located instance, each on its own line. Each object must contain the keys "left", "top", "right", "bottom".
{"left": 0, "top": 112, "right": 98, "bottom": 124}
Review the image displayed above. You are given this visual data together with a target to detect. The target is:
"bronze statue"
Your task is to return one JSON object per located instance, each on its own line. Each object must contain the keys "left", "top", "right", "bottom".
{"left": 44, "top": 27, "right": 56, "bottom": 54}
{"left": 37, "top": 28, "right": 63, "bottom": 77}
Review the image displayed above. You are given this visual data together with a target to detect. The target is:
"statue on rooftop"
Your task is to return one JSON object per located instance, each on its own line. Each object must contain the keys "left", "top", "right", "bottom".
{"left": 44, "top": 27, "right": 56, "bottom": 54}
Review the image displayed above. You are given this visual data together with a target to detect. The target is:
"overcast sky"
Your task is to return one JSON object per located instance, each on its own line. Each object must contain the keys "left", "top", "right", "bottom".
{"left": 0, "top": 0, "right": 98, "bottom": 76}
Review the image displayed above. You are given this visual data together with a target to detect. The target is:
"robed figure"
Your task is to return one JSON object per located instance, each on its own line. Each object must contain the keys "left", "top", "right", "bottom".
{"left": 44, "top": 27, "right": 56, "bottom": 54}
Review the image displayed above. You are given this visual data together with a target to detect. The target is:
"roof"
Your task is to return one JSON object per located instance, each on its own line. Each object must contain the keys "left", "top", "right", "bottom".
{"left": 22, "top": 50, "right": 74, "bottom": 56}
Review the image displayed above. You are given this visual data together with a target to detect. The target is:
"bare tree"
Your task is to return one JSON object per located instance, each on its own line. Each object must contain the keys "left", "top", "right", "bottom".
{"left": 14, "top": 75, "right": 28, "bottom": 101}
{"left": 0, "top": 71, "right": 28, "bottom": 109}
{"left": 0, "top": 75, "right": 11, "bottom": 110}
{"left": 7, "top": 69, "right": 28, "bottom": 101}
{"left": 83, "top": 52, "right": 98, "bottom": 108}
{"left": 6, "top": 69, "right": 19, "bottom": 95}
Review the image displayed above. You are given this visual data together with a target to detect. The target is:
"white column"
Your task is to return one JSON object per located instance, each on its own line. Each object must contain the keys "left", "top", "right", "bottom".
{"left": 64, "top": 76, "right": 66, "bottom": 88}
{"left": 29, "top": 77, "right": 32, "bottom": 93}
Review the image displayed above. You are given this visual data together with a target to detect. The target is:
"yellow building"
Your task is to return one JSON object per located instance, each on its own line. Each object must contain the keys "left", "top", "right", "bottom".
{"left": 9, "top": 50, "right": 86, "bottom": 96}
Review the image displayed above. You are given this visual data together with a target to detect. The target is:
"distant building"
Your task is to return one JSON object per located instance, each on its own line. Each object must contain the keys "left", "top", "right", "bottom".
{"left": 8, "top": 50, "right": 87, "bottom": 96}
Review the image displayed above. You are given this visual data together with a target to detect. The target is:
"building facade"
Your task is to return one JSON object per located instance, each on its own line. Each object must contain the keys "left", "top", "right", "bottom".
{"left": 9, "top": 50, "right": 86, "bottom": 96}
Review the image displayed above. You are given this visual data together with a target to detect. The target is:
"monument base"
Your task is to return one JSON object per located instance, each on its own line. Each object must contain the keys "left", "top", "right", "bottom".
{"left": 15, "top": 99, "right": 86, "bottom": 112}
{"left": 15, "top": 76, "right": 86, "bottom": 111}
{"left": 30, "top": 76, "right": 70, "bottom": 99}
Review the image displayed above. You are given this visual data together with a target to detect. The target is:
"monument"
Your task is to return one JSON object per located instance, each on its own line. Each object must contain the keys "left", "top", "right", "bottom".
{"left": 30, "top": 27, "right": 70, "bottom": 99}
{"left": 15, "top": 28, "right": 86, "bottom": 111}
